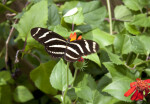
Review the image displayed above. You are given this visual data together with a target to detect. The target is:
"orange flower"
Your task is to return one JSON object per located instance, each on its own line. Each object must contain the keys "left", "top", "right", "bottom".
{"left": 124, "top": 78, "right": 150, "bottom": 101}
{"left": 69, "top": 32, "right": 84, "bottom": 62}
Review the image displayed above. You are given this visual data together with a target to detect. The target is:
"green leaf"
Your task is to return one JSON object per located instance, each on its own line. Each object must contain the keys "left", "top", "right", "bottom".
{"left": 83, "top": 53, "right": 101, "bottom": 67}
{"left": 114, "top": 5, "right": 133, "bottom": 21}
{"left": 0, "top": 71, "right": 11, "bottom": 85}
{"left": 124, "top": 22, "right": 140, "bottom": 35}
{"left": 53, "top": 25, "right": 71, "bottom": 37}
{"left": 97, "top": 73, "right": 112, "bottom": 92}
{"left": 74, "top": 72, "right": 97, "bottom": 90}
{"left": 64, "top": 7, "right": 84, "bottom": 25}
{"left": 144, "top": 68, "right": 150, "bottom": 77}
{"left": 15, "top": 0, "right": 48, "bottom": 43}
{"left": 54, "top": 95, "right": 71, "bottom": 104}
{"left": 50, "top": 59, "right": 73, "bottom": 91}
{"left": 106, "top": 50, "right": 123, "bottom": 65}
{"left": 67, "top": 88, "right": 77, "bottom": 100}
{"left": 131, "top": 14, "right": 150, "bottom": 27}
{"left": 103, "top": 62, "right": 135, "bottom": 81}
{"left": 75, "top": 86, "right": 115, "bottom": 104}
{"left": 0, "top": 85, "right": 12, "bottom": 104}
{"left": 77, "top": 1, "right": 101, "bottom": 14}
{"left": 77, "top": 1, "right": 106, "bottom": 26}
{"left": 63, "top": 7, "right": 78, "bottom": 17}
{"left": 123, "top": 0, "right": 143, "bottom": 11}
{"left": 138, "top": 0, "right": 150, "bottom": 7}
{"left": 114, "top": 34, "right": 146, "bottom": 54}
{"left": 138, "top": 33, "right": 150, "bottom": 53}
{"left": 83, "top": 28, "right": 115, "bottom": 48}
{"left": 75, "top": 86, "right": 93, "bottom": 102}
{"left": 83, "top": 6, "right": 106, "bottom": 26}
{"left": 103, "top": 79, "right": 133, "bottom": 102}
{"left": 47, "top": 4, "right": 60, "bottom": 27}
{"left": 103, "top": 62, "right": 135, "bottom": 102}
{"left": 30, "top": 60, "right": 57, "bottom": 95}
{"left": 13, "top": 86, "right": 34, "bottom": 103}
{"left": 60, "top": 1, "right": 78, "bottom": 11}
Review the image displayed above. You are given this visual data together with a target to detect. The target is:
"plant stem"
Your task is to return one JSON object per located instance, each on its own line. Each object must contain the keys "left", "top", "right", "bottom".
{"left": 135, "top": 60, "right": 150, "bottom": 67}
{"left": 106, "top": 0, "right": 113, "bottom": 35}
{"left": 0, "top": 3, "right": 17, "bottom": 13}
{"left": 71, "top": 68, "right": 78, "bottom": 86}
{"left": 72, "top": 23, "right": 74, "bottom": 31}
{"left": 63, "top": 62, "right": 70, "bottom": 104}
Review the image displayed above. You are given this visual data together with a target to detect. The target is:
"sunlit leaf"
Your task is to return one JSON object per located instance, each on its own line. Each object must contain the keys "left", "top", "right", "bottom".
{"left": 64, "top": 7, "right": 84, "bottom": 25}
{"left": 50, "top": 59, "right": 73, "bottom": 91}
{"left": 47, "top": 4, "right": 61, "bottom": 27}
{"left": 83, "top": 28, "right": 115, "bottom": 48}
{"left": 63, "top": 7, "right": 78, "bottom": 17}
{"left": 83, "top": 53, "right": 101, "bottom": 67}
{"left": 13, "top": 86, "right": 34, "bottom": 103}
{"left": 103, "top": 62, "right": 135, "bottom": 102}
{"left": 131, "top": 14, "right": 150, "bottom": 27}
{"left": 30, "top": 61, "right": 57, "bottom": 95}
{"left": 114, "top": 5, "right": 133, "bottom": 21}
{"left": 15, "top": 0, "right": 48, "bottom": 44}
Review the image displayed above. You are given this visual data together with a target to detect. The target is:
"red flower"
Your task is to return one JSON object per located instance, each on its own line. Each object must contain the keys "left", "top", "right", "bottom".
{"left": 69, "top": 32, "right": 84, "bottom": 62}
{"left": 124, "top": 78, "right": 150, "bottom": 101}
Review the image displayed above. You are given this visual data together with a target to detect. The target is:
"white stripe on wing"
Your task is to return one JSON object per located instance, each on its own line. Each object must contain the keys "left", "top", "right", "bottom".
{"left": 33, "top": 28, "right": 41, "bottom": 36}
{"left": 44, "top": 38, "right": 66, "bottom": 43}
{"left": 39, "top": 31, "right": 50, "bottom": 39}
{"left": 84, "top": 40, "right": 91, "bottom": 52}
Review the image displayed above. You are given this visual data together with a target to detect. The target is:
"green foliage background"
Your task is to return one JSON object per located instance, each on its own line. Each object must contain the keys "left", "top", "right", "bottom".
{"left": 0, "top": 0, "right": 150, "bottom": 104}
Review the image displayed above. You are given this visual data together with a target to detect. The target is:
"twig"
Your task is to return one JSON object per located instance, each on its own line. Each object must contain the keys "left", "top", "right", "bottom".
{"left": 5, "top": 19, "right": 18, "bottom": 69}
{"left": 124, "top": 59, "right": 150, "bottom": 70}
{"left": 15, "top": 34, "right": 28, "bottom": 63}
{"left": 5, "top": 1, "right": 30, "bottom": 68}
{"left": 15, "top": 50, "right": 41, "bottom": 64}
{"left": 104, "top": 18, "right": 130, "bottom": 22}
{"left": 14, "top": 1, "right": 30, "bottom": 63}
{"left": 0, "top": 3, "right": 17, "bottom": 13}
{"left": 72, "top": 23, "right": 74, "bottom": 31}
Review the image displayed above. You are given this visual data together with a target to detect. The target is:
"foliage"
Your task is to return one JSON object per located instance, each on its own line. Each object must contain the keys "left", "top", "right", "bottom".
{"left": 1, "top": 0, "right": 150, "bottom": 104}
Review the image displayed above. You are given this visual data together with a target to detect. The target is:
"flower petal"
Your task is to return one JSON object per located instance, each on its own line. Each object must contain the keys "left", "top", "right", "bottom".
{"left": 77, "top": 35, "right": 82, "bottom": 40}
{"left": 135, "top": 91, "right": 143, "bottom": 101}
{"left": 130, "top": 82, "right": 136, "bottom": 88}
{"left": 144, "top": 79, "right": 150, "bottom": 83}
{"left": 124, "top": 86, "right": 136, "bottom": 97}
{"left": 70, "top": 32, "right": 77, "bottom": 41}
{"left": 131, "top": 90, "right": 138, "bottom": 101}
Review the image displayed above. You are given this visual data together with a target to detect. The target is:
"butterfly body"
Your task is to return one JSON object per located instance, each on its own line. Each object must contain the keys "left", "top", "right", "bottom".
{"left": 31, "top": 27, "right": 99, "bottom": 62}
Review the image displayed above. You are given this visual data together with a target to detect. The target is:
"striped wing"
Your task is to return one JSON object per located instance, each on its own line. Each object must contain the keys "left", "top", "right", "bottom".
{"left": 31, "top": 27, "right": 67, "bottom": 58}
{"left": 31, "top": 27, "right": 99, "bottom": 62}
{"left": 64, "top": 40, "right": 99, "bottom": 62}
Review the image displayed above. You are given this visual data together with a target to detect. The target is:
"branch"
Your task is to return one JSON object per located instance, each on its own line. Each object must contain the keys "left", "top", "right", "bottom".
{"left": 104, "top": 18, "right": 130, "bottom": 22}
{"left": 5, "top": 19, "right": 18, "bottom": 69}
{"left": 0, "top": 3, "right": 17, "bottom": 13}
{"left": 124, "top": 59, "right": 150, "bottom": 70}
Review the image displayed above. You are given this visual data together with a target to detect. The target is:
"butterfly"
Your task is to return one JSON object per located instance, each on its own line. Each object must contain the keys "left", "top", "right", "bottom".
{"left": 31, "top": 27, "right": 99, "bottom": 62}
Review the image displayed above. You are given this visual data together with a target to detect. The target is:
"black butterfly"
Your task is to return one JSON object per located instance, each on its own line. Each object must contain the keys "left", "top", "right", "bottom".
{"left": 31, "top": 27, "right": 99, "bottom": 62}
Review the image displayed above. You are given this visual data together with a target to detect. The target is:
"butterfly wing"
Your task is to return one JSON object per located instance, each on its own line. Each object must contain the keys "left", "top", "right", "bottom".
{"left": 31, "top": 27, "right": 67, "bottom": 58}
{"left": 64, "top": 39, "right": 99, "bottom": 62}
